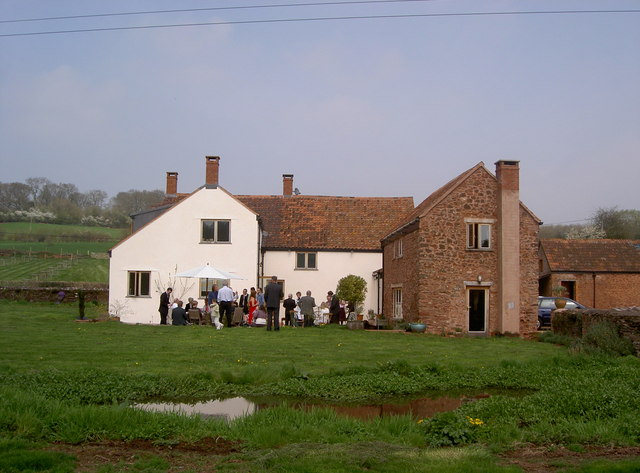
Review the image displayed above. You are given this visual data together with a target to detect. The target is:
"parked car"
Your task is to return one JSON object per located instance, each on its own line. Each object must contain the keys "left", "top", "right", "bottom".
{"left": 537, "top": 296, "right": 586, "bottom": 329}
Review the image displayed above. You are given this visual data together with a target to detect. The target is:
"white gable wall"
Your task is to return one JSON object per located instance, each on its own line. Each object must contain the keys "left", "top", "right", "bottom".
{"left": 263, "top": 250, "right": 382, "bottom": 315}
{"left": 109, "top": 187, "right": 259, "bottom": 324}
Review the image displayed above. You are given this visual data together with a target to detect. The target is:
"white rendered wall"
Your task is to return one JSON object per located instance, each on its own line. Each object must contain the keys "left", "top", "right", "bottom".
{"left": 262, "top": 250, "right": 383, "bottom": 315}
{"left": 109, "top": 187, "right": 259, "bottom": 324}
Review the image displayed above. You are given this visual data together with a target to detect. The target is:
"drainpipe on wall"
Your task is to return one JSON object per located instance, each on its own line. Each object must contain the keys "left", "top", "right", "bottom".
{"left": 592, "top": 272, "right": 597, "bottom": 308}
{"left": 256, "top": 217, "right": 263, "bottom": 290}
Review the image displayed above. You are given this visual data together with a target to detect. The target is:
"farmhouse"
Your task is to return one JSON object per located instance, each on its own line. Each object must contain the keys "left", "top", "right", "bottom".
{"left": 108, "top": 156, "right": 414, "bottom": 324}
{"left": 539, "top": 238, "right": 640, "bottom": 309}
{"left": 381, "top": 161, "right": 541, "bottom": 335}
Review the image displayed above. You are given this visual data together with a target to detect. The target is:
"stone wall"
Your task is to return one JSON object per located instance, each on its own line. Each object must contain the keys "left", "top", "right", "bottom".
{"left": 416, "top": 169, "right": 499, "bottom": 334}
{"left": 383, "top": 222, "right": 420, "bottom": 321}
{"left": 382, "top": 166, "right": 540, "bottom": 336}
{"left": 581, "top": 308, "right": 640, "bottom": 356}
{"left": 0, "top": 283, "right": 108, "bottom": 304}
{"left": 519, "top": 206, "right": 541, "bottom": 335}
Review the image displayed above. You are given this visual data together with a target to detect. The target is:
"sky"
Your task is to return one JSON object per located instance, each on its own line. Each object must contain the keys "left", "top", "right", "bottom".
{"left": 1, "top": 0, "right": 638, "bottom": 225}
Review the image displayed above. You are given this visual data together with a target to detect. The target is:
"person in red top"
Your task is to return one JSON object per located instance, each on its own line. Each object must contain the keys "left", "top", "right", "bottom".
{"left": 247, "top": 288, "right": 258, "bottom": 325}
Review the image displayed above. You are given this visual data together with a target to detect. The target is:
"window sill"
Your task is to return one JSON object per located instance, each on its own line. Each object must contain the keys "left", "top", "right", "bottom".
{"left": 126, "top": 295, "right": 152, "bottom": 298}
{"left": 294, "top": 268, "right": 318, "bottom": 271}
{"left": 200, "top": 241, "right": 231, "bottom": 244}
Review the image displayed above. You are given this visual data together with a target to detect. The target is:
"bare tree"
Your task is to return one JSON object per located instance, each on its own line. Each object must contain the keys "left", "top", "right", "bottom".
{"left": 0, "top": 182, "right": 32, "bottom": 211}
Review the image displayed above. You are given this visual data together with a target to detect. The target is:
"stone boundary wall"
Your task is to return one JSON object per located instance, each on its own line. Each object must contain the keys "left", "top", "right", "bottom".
{"left": 580, "top": 308, "right": 640, "bottom": 356}
{"left": 0, "top": 283, "right": 108, "bottom": 304}
{"left": 553, "top": 308, "right": 640, "bottom": 356}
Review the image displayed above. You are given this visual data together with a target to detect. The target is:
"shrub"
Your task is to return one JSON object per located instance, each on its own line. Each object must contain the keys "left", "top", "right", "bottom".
{"left": 335, "top": 275, "right": 367, "bottom": 312}
{"left": 574, "top": 321, "right": 635, "bottom": 357}
{"left": 421, "top": 411, "right": 484, "bottom": 447}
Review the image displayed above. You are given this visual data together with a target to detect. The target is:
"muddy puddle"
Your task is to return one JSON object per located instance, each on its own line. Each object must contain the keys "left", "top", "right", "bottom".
{"left": 133, "top": 392, "right": 508, "bottom": 422}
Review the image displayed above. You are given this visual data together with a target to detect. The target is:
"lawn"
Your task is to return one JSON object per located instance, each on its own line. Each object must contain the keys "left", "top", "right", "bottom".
{"left": 0, "top": 301, "right": 639, "bottom": 472}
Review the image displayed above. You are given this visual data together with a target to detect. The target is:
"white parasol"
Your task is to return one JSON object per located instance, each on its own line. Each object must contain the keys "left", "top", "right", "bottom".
{"left": 175, "top": 263, "right": 246, "bottom": 280}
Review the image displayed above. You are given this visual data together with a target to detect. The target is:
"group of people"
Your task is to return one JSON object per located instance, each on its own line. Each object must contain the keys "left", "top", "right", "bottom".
{"left": 158, "top": 276, "right": 350, "bottom": 330}
{"left": 158, "top": 288, "right": 224, "bottom": 329}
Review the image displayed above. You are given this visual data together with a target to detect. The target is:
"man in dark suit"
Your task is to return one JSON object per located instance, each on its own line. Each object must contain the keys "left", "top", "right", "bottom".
{"left": 171, "top": 300, "right": 188, "bottom": 325}
{"left": 159, "top": 287, "right": 172, "bottom": 325}
{"left": 283, "top": 293, "right": 297, "bottom": 326}
{"left": 264, "top": 276, "right": 284, "bottom": 331}
{"left": 328, "top": 290, "right": 340, "bottom": 324}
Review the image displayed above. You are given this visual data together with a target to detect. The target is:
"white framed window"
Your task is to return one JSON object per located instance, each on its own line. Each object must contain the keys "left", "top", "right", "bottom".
{"left": 296, "top": 252, "right": 317, "bottom": 270}
{"left": 393, "top": 288, "right": 402, "bottom": 319}
{"left": 394, "top": 238, "right": 403, "bottom": 258}
{"left": 199, "top": 278, "right": 227, "bottom": 298}
{"left": 201, "top": 219, "right": 230, "bottom": 243}
{"left": 128, "top": 271, "right": 150, "bottom": 297}
{"left": 466, "top": 223, "right": 491, "bottom": 250}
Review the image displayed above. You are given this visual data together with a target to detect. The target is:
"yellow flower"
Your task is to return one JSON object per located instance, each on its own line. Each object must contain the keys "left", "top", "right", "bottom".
{"left": 417, "top": 419, "right": 424, "bottom": 424}
{"left": 466, "top": 416, "right": 484, "bottom": 426}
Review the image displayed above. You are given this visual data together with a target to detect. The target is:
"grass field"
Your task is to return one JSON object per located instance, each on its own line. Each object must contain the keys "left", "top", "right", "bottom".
{"left": 1, "top": 301, "right": 639, "bottom": 472}
{"left": 0, "top": 222, "right": 121, "bottom": 283}
{"left": 0, "top": 222, "right": 127, "bottom": 240}
{"left": 0, "top": 255, "right": 109, "bottom": 282}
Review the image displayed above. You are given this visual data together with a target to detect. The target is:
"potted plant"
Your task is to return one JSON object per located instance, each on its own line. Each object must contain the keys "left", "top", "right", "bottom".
{"left": 409, "top": 318, "right": 427, "bottom": 333}
{"left": 552, "top": 285, "right": 568, "bottom": 308}
{"left": 374, "top": 312, "right": 388, "bottom": 328}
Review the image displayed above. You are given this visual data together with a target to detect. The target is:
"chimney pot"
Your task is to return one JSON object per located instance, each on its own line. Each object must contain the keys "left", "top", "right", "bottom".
{"left": 283, "top": 174, "right": 294, "bottom": 197}
{"left": 166, "top": 172, "right": 178, "bottom": 196}
{"left": 205, "top": 156, "right": 220, "bottom": 188}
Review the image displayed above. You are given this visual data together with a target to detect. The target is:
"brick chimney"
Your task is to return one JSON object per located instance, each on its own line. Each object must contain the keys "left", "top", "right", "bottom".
{"left": 283, "top": 174, "right": 294, "bottom": 196}
{"left": 166, "top": 172, "right": 178, "bottom": 196}
{"left": 495, "top": 160, "right": 520, "bottom": 334}
{"left": 205, "top": 156, "right": 220, "bottom": 188}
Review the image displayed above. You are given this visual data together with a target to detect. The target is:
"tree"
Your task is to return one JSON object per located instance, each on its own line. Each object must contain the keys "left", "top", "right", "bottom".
{"left": 25, "top": 177, "right": 51, "bottom": 207}
{"left": 335, "top": 275, "right": 367, "bottom": 313}
{"left": 39, "top": 182, "right": 79, "bottom": 207}
{"left": 0, "top": 182, "right": 32, "bottom": 211}
{"left": 48, "top": 198, "right": 82, "bottom": 224}
{"left": 110, "top": 189, "right": 165, "bottom": 216}
{"left": 565, "top": 225, "right": 606, "bottom": 240}
{"left": 78, "top": 190, "right": 108, "bottom": 209}
{"left": 592, "top": 207, "right": 640, "bottom": 239}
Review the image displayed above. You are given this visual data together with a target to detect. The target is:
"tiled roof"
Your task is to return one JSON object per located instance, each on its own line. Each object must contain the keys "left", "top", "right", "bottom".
{"left": 541, "top": 239, "right": 640, "bottom": 273}
{"left": 236, "top": 195, "right": 414, "bottom": 251}
{"left": 149, "top": 193, "right": 190, "bottom": 209}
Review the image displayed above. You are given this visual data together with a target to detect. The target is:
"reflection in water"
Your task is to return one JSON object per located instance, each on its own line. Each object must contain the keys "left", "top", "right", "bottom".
{"left": 134, "top": 393, "right": 491, "bottom": 422}
{"left": 135, "top": 397, "right": 257, "bottom": 421}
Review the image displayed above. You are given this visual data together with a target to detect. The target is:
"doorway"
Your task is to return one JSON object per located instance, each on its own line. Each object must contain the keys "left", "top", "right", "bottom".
{"left": 468, "top": 288, "right": 487, "bottom": 333}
